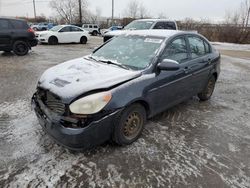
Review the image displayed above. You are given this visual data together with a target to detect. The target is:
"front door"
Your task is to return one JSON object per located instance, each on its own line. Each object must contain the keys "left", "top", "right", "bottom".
{"left": 57, "top": 26, "right": 72, "bottom": 43}
{"left": 148, "top": 36, "right": 193, "bottom": 115}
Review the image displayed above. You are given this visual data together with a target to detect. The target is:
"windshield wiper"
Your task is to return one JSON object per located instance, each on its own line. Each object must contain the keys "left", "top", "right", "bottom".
{"left": 98, "top": 59, "right": 131, "bottom": 70}
{"left": 84, "top": 56, "right": 99, "bottom": 62}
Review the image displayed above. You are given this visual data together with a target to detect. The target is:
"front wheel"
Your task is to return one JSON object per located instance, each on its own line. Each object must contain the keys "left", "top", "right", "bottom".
{"left": 198, "top": 76, "right": 216, "bottom": 101}
{"left": 48, "top": 36, "right": 58, "bottom": 45}
{"left": 13, "top": 41, "right": 29, "bottom": 56}
{"left": 113, "top": 104, "right": 146, "bottom": 145}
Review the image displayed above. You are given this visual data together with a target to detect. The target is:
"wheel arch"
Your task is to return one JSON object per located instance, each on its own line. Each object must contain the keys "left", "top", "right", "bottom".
{"left": 212, "top": 72, "right": 218, "bottom": 81}
{"left": 125, "top": 99, "right": 151, "bottom": 119}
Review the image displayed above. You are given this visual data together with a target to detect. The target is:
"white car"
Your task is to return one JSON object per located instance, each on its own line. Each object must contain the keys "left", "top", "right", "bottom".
{"left": 37, "top": 25, "right": 90, "bottom": 45}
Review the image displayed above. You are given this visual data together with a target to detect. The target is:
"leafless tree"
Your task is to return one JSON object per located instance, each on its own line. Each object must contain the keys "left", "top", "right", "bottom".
{"left": 157, "top": 12, "right": 168, "bottom": 19}
{"left": 50, "top": 0, "right": 88, "bottom": 24}
{"left": 124, "top": 0, "right": 149, "bottom": 19}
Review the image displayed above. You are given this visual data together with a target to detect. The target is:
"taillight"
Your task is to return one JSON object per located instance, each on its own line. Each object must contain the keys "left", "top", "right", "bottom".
{"left": 27, "top": 28, "right": 34, "bottom": 33}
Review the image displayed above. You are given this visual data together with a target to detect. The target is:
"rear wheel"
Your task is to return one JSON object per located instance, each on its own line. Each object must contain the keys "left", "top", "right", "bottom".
{"left": 92, "top": 30, "right": 98, "bottom": 36}
{"left": 80, "top": 36, "right": 87, "bottom": 44}
{"left": 48, "top": 36, "right": 58, "bottom": 45}
{"left": 13, "top": 40, "right": 29, "bottom": 56}
{"left": 198, "top": 76, "right": 216, "bottom": 101}
{"left": 113, "top": 104, "right": 146, "bottom": 145}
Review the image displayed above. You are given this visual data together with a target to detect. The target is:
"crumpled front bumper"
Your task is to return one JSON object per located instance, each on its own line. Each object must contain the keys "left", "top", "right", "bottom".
{"left": 31, "top": 94, "right": 121, "bottom": 151}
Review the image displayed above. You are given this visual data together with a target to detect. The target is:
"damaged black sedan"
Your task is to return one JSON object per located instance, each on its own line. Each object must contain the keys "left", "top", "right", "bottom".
{"left": 32, "top": 30, "right": 220, "bottom": 150}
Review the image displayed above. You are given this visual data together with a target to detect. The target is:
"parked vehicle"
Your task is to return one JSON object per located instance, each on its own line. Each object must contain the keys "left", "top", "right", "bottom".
{"left": 0, "top": 17, "right": 37, "bottom": 56}
{"left": 101, "top": 26, "right": 123, "bottom": 35}
{"left": 103, "top": 19, "right": 178, "bottom": 42}
{"left": 37, "top": 25, "right": 89, "bottom": 45}
{"left": 32, "top": 30, "right": 220, "bottom": 150}
{"left": 82, "top": 24, "right": 100, "bottom": 36}
{"left": 31, "top": 22, "right": 56, "bottom": 31}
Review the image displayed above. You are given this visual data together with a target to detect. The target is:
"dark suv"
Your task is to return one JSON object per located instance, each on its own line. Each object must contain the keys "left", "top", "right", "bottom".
{"left": 0, "top": 18, "right": 38, "bottom": 56}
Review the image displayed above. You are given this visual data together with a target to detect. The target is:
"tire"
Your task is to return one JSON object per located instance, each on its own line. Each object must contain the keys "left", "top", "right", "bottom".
{"left": 113, "top": 104, "right": 146, "bottom": 145}
{"left": 92, "top": 30, "right": 98, "bottom": 36}
{"left": 80, "top": 36, "right": 87, "bottom": 44}
{"left": 198, "top": 76, "right": 216, "bottom": 101}
{"left": 12, "top": 40, "right": 29, "bottom": 56}
{"left": 48, "top": 36, "right": 58, "bottom": 45}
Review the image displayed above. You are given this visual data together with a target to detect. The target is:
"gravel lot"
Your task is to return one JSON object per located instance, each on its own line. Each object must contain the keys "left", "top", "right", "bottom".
{"left": 0, "top": 37, "right": 250, "bottom": 187}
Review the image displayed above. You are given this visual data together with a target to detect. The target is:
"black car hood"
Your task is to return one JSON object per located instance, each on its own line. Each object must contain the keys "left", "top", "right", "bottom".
{"left": 38, "top": 57, "right": 141, "bottom": 102}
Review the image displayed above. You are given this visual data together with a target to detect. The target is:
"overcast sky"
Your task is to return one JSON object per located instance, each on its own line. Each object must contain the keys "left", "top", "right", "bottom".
{"left": 0, "top": 0, "right": 243, "bottom": 21}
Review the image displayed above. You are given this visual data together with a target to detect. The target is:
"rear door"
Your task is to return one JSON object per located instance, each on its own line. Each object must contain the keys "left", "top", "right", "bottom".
{"left": 0, "top": 19, "right": 12, "bottom": 49}
{"left": 185, "top": 35, "right": 212, "bottom": 95}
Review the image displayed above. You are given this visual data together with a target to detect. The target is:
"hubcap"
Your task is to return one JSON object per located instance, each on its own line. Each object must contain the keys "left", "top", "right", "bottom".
{"left": 17, "top": 44, "right": 26, "bottom": 53}
{"left": 123, "top": 112, "right": 142, "bottom": 140}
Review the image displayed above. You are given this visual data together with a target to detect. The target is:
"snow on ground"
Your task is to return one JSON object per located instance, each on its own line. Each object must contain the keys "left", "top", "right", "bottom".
{"left": 211, "top": 42, "right": 250, "bottom": 51}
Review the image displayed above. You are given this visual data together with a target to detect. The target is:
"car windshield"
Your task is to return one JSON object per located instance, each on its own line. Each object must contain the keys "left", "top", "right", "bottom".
{"left": 124, "top": 21, "right": 154, "bottom": 30}
{"left": 92, "top": 35, "right": 164, "bottom": 70}
{"left": 50, "top": 25, "right": 63, "bottom": 31}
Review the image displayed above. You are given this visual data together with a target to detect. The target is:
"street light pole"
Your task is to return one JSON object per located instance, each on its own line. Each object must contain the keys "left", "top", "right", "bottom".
{"left": 33, "top": 0, "right": 37, "bottom": 20}
{"left": 112, "top": 0, "right": 114, "bottom": 26}
{"left": 79, "top": 0, "right": 82, "bottom": 25}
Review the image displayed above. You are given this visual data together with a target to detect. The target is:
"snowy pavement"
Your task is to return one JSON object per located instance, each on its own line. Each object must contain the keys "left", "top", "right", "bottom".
{"left": 0, "top": 37, "right": 250, "bottom": 187}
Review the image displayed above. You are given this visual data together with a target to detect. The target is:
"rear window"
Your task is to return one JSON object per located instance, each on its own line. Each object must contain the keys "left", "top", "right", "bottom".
{"left": 0, "top": 19, "right": 10, "bottom": 30}
{"left": 154, "top": 22, "right": 176, "bottom": 30}
{"left": 9, "top": 20, "right": 29, "bottom": 29}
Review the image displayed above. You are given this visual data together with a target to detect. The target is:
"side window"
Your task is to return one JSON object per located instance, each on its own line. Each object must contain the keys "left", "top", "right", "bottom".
{"left": 10, "top": 20, "right": 28, "bottom": 29}
{"left": 164, "top": 22, "right": 176, "bottom": 30}
{"left": 161, "top": 37, "right": 189, "bottom": 63}
{"left": 71, "top": 27, "right": 82, "bottom": 32}
{"left": 188, "top": 36, "right": 206, "bottom": 58}
{"left": 94, "top": 25, "right": 98, "bottom": 28}
{"left": 153, "top": 22, "right": 165, "bottom": 29}
{"left": 89, "top": 25, "right": 93, "bottom": 28}
{"left": 0, "top": 20, "right": 10, "bottom": 30}
{"left": 204, "top": 41, "right": 211, "bottom": 54}
{"left": 60, "top": 26, "right": 71, "bottom": 32}
{"left": 83, "top": 25, "right": 88, "bottom": 28}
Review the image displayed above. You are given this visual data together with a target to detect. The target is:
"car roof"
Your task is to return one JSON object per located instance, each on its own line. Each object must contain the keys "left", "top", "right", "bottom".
{"left": 0, "top": 17, "right": 26, "bottom": 22}
{"left": 120, "top": 29, "right": 186, "bottom": 38}
{"left": 134, "top": 19, "right": 176, "bottom": 23}
{"left": 60, "top": 24, "right": 81, "bottom": 28}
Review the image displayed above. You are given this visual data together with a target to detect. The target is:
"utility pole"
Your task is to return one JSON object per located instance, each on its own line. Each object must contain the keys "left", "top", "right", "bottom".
{"left": 79, "top": 0, "right": 82, "bottom": 25}
{"left": 112, "top": 0, "right": 114, "bottom": 26}
{"left": 33, "top": 0, "right": 37, "bottom": 20}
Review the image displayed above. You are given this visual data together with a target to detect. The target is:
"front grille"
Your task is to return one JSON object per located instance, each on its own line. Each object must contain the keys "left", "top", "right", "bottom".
{"left": 37, "top": 89, "right": 65, "bottom": 115}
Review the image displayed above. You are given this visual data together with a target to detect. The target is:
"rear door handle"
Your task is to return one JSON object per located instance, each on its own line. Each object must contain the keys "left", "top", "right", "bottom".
{"left": 184, "top": 67, "right": 190, "bottom": 74}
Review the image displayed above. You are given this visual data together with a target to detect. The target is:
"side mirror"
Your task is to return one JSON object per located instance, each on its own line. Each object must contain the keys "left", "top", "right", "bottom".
{"left": 157, "top": 59, "right": 180, "bottom": 71}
